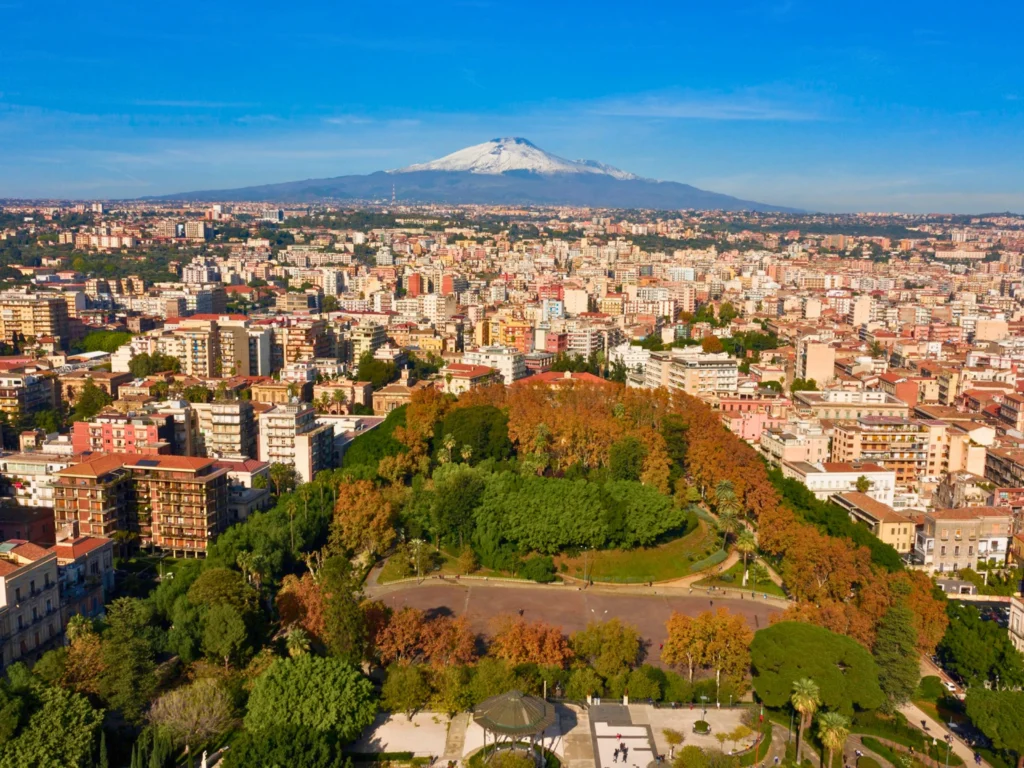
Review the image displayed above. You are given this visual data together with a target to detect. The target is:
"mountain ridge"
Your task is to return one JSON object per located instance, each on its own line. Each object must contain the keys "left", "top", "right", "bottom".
{"left": 146, "top": 137, "right": 799, "bottom": 212}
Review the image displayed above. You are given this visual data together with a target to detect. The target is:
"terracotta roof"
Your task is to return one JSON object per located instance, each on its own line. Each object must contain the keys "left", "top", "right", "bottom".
{"left": 821, "top": 462, "right": 888, "bottom": 473}
{"left": 836, "top": 492, "right": 909, "bottom": 524}
{"left": 52, "top": 536, "right": 111, "bottom": 560}
{"left": 930, "top": 506, "right": 1012, "bottom": 520}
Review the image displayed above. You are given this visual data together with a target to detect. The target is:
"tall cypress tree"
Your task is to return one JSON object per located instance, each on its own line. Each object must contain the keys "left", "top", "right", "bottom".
{"left": 874, "top": 595, "right": 920, "bottom": 710}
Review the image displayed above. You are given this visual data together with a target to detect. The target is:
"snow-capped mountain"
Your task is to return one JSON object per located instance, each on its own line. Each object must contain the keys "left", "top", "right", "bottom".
{"left": 398, "top": 137, "right": 639, "bottom": 180}
{"left": 150, "top": 137, "right": 799, "bottom": 212}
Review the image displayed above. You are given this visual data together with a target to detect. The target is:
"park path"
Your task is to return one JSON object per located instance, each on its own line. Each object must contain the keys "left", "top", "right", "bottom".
{"left": 898, "top": 702, "right": 984, "bottom": 768}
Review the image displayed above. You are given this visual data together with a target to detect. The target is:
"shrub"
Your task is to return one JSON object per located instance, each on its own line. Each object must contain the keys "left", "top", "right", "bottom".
{"left": 521, "top": 556, "right": 556, "bottom": 583}
{"left": 693, "top": 720, "right": 711, "bottom": 734}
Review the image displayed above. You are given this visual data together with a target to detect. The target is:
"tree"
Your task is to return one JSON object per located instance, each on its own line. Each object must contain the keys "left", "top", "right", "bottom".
{"left": 609, "top": 437, "right": 647, "bottom": 482}
{"left": 128, "top": 352, "right": 181, "bottom": 377}
{"left": 873, "top": 600, "right": 920, "bottom": 710}
{"left": 702, "top": 336, "right": 724, "bottom": 354}
{"left": 571, "top": 619, "right": 642, "bottom": 679}
{"left": 673, "top": 746, "right": 709, "bottom": 768}
{"left": 663, "top": 612, "right": 706, "bottom": 683}
{"left": 421, "top": 616, "right": 477, "bottom": 668}
{"left": 320, "top": 556, "right": 369, "bottom": 665}
{"left": 186, "top": 567, "right": 258, "bottom": 613}
{"left": 377, "top": 607, "right": 426, "bottom": 666}
{"left": 735, "top": 530, "right": 757, "bottom": 574}
{"left": 0, "top": 680, "right": 103, "bottom": 768}
{"left": 751, "top": 623, "right": 885, "bottom": 715}
{"left": 286, "top": 627, "right": 312, "bottom": 657}
{"left": 790, "top": 378, "right": 818, "bottom": 393}
{"left": 703, "top": 609, "right": 753, "bottom": 692}
{"left": 98, "top": 598, "right": 158, "bottom": 724}
{"left": 938, "top": 604, "right": 1024, "bottom": 689}
{"left": 244, "top": 655, "right": 377, "bottom": 741}
{"left": 148, "top": 678, "right": 235, "bottom": 756}
{"left": 268, "top": 462, "right": 298, "bottom": 498}
{"left": 72, "top": 378, "right": 113, "bottom": 421}
{"left": 489, "top": 616, "right": 573, "bottom": 667}
{"left": 565, "top": 666, "right": 605, "bottom": 700}
{"left": 965, "top": 690, "right": 1024, "bottom": 768}
{"left": 791, "top": 678, "right": 821, "bottom": 765}
{"left": 202, "top": 603, "right": 251, "bottom": 669}
{"left": 60, "top": 617, "right": 104, "bottom": 696}
{"left": 381, "top": 664, "right": 431, "bottom": 719}
{"left": 331, "top": 479, "right": 396, "bottom": 558}
{"left": 855, "top": 475, "right": 873, "bottom": 494}
{"left": 817, "top": 712, "right": 850, "bottom": 768}
{"left": 224, "top": 725, "right": 346, "bottom": 768}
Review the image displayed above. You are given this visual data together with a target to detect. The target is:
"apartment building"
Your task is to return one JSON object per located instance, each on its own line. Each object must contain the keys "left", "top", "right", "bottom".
{"left": 792, "top": 390, "right": 910, "bottom": 421}
{"left": 796, "top": 339, "right": 836, "bottom": 385}
{"left": 759, "top": 421, "right": 831, "bottom": 467}
{"left": 0, "top": 370, "right": 59, "bottom": 421}
{"left": 0, "top": 292, "right": 70, "bottom": 349}
{"left": 913, "top": 507, "right": 1013, "bottom": 573}
{"left": 192, "top": 400, "right": 257, "bottom": 460}
{"left": 350, "top": 321, "right": 388, "bottom": 361}
{"left": 258, "top": 403, "right": 334, "bottom": 483}
{"left": 0, "top": 540, "right": 61, "bottom": 671}
{"left": 0, "top": 452, "right": 78, "bottom": 509}
{"left": 644, "top": 346, "right": 738, "bottom": 396}
{"left": 71, "top": 409, "right": 174, "bottom": 455}
{"left": 781, "top": 460, "right": 896, "bottom": 505}
{"left": 1010, "top": 596, "right": 1024, "bottom": 654}
{"left": 984, "top": 446, "right": 1024, "bottom": 488}
{"left": 53, "top": 453, "right": 230, "bottom": 557}
{"left": 834, "top": 492, "right": 916, "bottom": 554}
{"left": 51, "top": 535, "right": 114, "bottom": 624}
{"left": 831, "top": 417, "right": 928, "bottom": 488}
{"left": 462, "top": 346, "right": 527, "bottom": 385}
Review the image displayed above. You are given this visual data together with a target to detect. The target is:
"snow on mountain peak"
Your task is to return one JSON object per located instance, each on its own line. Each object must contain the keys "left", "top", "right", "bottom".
{"left": 397, "top": 137, "right": 638, "bottom": 179}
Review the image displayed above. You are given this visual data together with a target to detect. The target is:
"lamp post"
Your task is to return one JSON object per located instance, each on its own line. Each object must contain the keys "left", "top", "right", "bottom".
{"left": 945, "top": 734, "right": 953, "bottom": 768}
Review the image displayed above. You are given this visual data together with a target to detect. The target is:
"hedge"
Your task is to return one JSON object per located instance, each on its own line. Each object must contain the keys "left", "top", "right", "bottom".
{"left": 690, "top": 548, "right": 728, "bottom": 573}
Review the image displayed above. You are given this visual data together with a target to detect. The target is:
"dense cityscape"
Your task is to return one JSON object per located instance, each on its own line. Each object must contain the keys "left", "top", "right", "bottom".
{"left": 0, "top": 196, "right": 1020, "bottom": 766}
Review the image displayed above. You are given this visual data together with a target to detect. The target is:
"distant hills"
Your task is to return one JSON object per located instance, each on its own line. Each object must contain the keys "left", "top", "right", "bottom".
{"left": 150, "top": 137, "right": 798, "bottom": 212}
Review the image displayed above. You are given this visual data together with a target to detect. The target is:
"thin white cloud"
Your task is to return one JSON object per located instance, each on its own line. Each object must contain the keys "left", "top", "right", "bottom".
{"left": 589, "top": 93, "right": 821, "bottom": 122}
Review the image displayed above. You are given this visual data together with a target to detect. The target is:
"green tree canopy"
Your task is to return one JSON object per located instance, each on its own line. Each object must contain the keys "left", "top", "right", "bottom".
{"left": 938, "top": 604, "right": 1024, "bottom": 689}
{"left": 965, "top": 690, "right": 1024, "bottom": 768}
{"left": 750, "top": 622, "right": 885, "bottom": 714}
{"left": 244, "top": 655, "right": 376, "bottom": 741}
{"left": 72, "top": 378, "right": 113, "bottom": 421}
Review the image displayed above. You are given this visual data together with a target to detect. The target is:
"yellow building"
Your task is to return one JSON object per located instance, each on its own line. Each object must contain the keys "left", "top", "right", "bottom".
{"left": 834, "top": 492, "right": 916, "bottom": 554}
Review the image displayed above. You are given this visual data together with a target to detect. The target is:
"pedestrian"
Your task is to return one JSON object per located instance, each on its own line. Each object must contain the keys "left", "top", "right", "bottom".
{"left": 518, "top": 608, "right": 524, "bottom": 617}
{"left": 617, "top": 734, "right": 622, "bottom": 742}
{"left": 774, "top": 757, "right": 780, "bottom": 766}
{"left": 659, "top": 643, "right": 663, "bottom": 651}
{"left": 613, "top": 749, "right": 619, "bottom": 763}
{"left": 689, "top": 587, "right": 693, "bottom": 594}
{"left": 710, "top": 599, "right": 713, "bottom": 607}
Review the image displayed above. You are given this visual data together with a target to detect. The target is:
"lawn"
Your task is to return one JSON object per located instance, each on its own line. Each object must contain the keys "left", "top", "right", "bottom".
{"left": 555, "top": 520, "right": 719, "bottom": 583}
{"left": 694, "top": 559, "right": 787, "bottom": 597}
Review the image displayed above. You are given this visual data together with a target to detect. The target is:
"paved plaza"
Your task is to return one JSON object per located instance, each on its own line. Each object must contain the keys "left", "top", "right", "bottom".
{"left": 354, "top": 703, "right": 767, "bottom": 767}
{"left": 373, "top": 582, "right": 780, "bottom": 666}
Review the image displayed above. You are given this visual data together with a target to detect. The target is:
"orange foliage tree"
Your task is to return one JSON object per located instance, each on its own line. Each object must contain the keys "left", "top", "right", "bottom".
{"left": 489, "top": 615, "right": 574, "bottom": 667}
{"left": 421, "top": 615, "right": 478, "bottom": 668}
{"left": 331, "top": 479, "right": 397, "bottom": 558}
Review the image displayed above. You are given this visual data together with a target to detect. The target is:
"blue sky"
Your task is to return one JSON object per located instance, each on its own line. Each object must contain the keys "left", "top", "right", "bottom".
{"left": 1, "top": 0, "right": 1022, "bottom": 212}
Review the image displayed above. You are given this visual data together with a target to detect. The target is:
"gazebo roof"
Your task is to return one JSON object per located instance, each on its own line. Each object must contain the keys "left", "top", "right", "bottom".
{"left": 472, "top": 690, "right": 555, "bottom": 737}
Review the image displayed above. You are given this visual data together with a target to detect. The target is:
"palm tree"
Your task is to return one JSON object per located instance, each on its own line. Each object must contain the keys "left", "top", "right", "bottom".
{"left": 791, "top": 678, "right": 822, "bottom": 765}
{"left": 441, "top": 433, "right": 457, "bottom": 464}
{"left": 736, "top": 529, "right": 757, "bottom": 578}
{"left": 460, "top": 445, "right": 473, "bottom": 464}
{"left": 331, "top": 388, "right": 347, "bottom": 414}
{"left": 286, "top": 627, "right": 311, "bottom": 658}
{"left": 817, "top": 712, "right": 850, "bottom": 768}
{"left": 717, "top": 509, "right": 740, "bottom": 545}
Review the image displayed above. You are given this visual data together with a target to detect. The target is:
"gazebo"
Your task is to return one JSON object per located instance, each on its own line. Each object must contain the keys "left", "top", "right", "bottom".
{"left": 472, "top": 690, "right": 556, "bottom": 765}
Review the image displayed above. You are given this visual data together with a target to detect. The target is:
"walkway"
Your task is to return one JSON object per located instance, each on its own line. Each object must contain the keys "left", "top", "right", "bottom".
{"left": 898, "top": 702, "right": 985, "bottom": 768}
{"left": 368, "top": 581, "right": 782, "bottom": 666}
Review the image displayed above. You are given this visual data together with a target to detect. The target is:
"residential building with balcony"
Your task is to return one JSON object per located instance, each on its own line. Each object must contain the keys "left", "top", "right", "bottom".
{"left": 913, "top": 506, "right": 1013, "bottom": 573}
{"left": 831, "top": 416, "right": 929, "bottom": 488}
{"left": 792, "top": 390, "right": 910, "bottom": 421}
{"left": 0, "top": 539, "right": 61, "bottom": 671}
{"left": 258, "top": 403, "right": 334, "bottom": 484}
{"left": 50, "top": 534, "right": 114, "bottom": 624}
{"left": 780, "top": 460, "right": 896, "bottom": 505}
{"left": 71, "top": 409, "right": 174, "bottom": 455}
{"left": 759, "top": 421, "right": 831, "bottom": 467}
{"left": 462, "top": 346, "right": 527, "bottom": 385}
